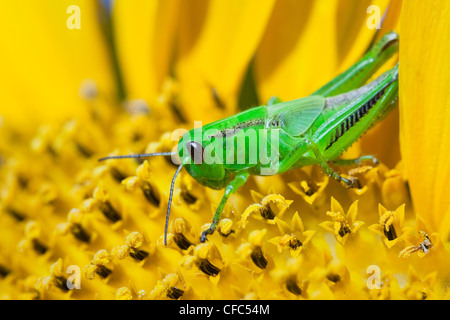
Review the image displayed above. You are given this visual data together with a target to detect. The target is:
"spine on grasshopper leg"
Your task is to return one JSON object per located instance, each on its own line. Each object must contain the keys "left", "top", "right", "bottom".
{"left": 312, "top": 64, "right": 398, "bottom": 160}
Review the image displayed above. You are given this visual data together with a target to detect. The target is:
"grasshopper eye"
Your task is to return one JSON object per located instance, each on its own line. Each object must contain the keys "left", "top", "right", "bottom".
{"left": 186, "top": 141, "right": 204, "bottom": 164}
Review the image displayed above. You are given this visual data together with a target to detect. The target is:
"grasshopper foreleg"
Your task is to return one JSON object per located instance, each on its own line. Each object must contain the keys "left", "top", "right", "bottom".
{"left": 200, "top": 172, "right": 249, "bottom": 242}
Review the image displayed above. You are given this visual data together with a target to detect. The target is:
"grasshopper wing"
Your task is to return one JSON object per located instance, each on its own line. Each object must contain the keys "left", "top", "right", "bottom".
{"left": 266, "top": 95, "right": 325, "bottom": 137}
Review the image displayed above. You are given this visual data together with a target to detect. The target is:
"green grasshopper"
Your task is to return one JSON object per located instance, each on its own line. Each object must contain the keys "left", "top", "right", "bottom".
{"left": 100, "top": 31, "right": 399, "bottom": 245}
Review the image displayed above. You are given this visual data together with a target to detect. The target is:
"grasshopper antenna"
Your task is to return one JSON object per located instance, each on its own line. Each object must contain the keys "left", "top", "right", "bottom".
{"left": 98, "top": 152, "right": 175, "bottom": 162}
{"left": 99, "top": 150, "right": 187, "bottom": 246}
{"left": 164, "top": 162, "right": 184, "bottom": 246}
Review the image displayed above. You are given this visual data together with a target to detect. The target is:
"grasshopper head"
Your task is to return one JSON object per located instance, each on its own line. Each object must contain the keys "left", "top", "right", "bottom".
{"left": 177, "top": 128, "right": 231, "bottom": 190}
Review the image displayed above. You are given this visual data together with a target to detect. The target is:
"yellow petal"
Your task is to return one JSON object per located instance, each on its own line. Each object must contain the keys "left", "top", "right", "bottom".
{"left": 395, "top": 203, "right": 406, "bottom": 227}
{"left": 377, "top": 0, "right": 402, "bottom": 35}
{"left": 368, "top": 223, "right": 384, "bottom": 237}
{"left": 291, "top": 212, "right": 305, "bottom": 233}
{"left": 347, "top": 200, "right": 359, "bottom": 223}
{"left": 384, "top": 237, "right": 399, "bottom": 249}
{"left": 319, "top": 221, "right": 336, "bottom": 234}
{"left": 352, "top": 221, "right": 365, "bottom": 233}
{"left": 112, "top": 0, "right": 179, "bottom": 101}
{"left": 357, "top": 0, "right": 403, "bottom": 167}
{"left": 330, "top": 197, "right": 345, "bottom": 216}
{"left": 255, "top": 0, "right": 389, "bottom": 104}
{"left": 335, "top": 0, "right": 391, "bottom": 72}
{"left": 378, "top": 203, "right": 388, "bottom": 217}
{"left": 0, "top": 0, "right": 116, "bottom": 131}
{"left": 399, "top": 1, "right": 450, "bottom": 237}
{"left": 255, "top": 0, "right": 336, "bottom": 102}
{"left": 175, "top": 0, "right": 275, "bottom": 122}
{"left": 274, "top": 217, "right": 291, "bottom": 235}
{"left": 241, "top": 204, "right": 264, "bottom": 227}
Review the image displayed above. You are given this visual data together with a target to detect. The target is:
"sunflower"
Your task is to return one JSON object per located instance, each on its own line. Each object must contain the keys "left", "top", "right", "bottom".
{"left": 0, "top": 0, "right": 450, "bottom": 300}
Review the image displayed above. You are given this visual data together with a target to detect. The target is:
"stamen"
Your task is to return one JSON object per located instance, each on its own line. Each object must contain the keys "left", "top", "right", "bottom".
{"left": 45, "top": 259, "right": 71, "bottom": 292}
{"left": 70, "top": 223, "right": 91, "bottom": 243}
{"left": 250, "top": 246, "right": 268, "bottom": 269}
{"left": 22, "top": 221, "right": 48, "bottom": 255}
{"left": 288, "top": 237, "right": 303, "bottom": 250}
{"left": 109, "top": 167, "right": 127, "bottom": 182}
{"left": 0, "top": 265, "right": 10, "bottom": 278}
{"left": 126, "top": 232, "right": 149, "bottom": 261}
{"left": 380, "top": 212, "right": 397, "bottom": 241}
{"left": 301, "top": 180, "right": 318, "bottom": 196}
{"left": 91, "top": 250, "right": 112, "bottom": 279}
{"left": 75, "top": 142, "right": 94, "bottom": 158}
{"left": 286, "top": 277, "right": 302, "bottom": 295}
{"left": 98, "top": 201, "right": 121, "bottom": 223}
{"left": 141, "top": 182, "right": 160, "bottom": 206}
{"left": 167, "top": 286, "right": 185, "bottom": 300}
{"left": 96, "top": 265, "right": 112, "bottom": 278}
{"left": 173, "top": 232, "right": 193, "bottom": 250}
{"left": 181, "top": 189, "right": 197, "bottom": 204}
{"left": 384, "top": 225, "right": 397, "bottom": 241}
{"left": 17, "top": 175, "right": 29, "bottom": 189}
{"left": 218, "top": 219, "right": 234, "bottom": 238}
{"left": 129, "top": 248, "right": 149, "bottom": 261}
{"left": 326, "top": 273, "right": 341, "bottom": 283}
{"left": 196, "top": 259, "right": 221, "bottom": 277}
{"left": 32, "top": 239, "right": 48, "bottom": 255}
{"left": 338, "top": 225, "right": 352, "bottom": 237}
{"left": 53, "top": 276, "right": 70, "bottom": 292}
{"left": 5, "top": 207, "right": 26, "bottom": 221}
{"left": 260, "top": 206, "right": 275, "bottom": 220}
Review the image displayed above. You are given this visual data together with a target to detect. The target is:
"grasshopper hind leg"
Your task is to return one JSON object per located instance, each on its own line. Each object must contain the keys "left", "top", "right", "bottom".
{"left": 307, "top": 140, "right": 364, "bottom": 189}
{"left": 331, "top": 155, "right": 379, "bottom": 166}
{"left": 331, "top": 171, "right": 362, "bottom": 189}
{"left": 330, "top": 155, "right": 381, "bottom": 189}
